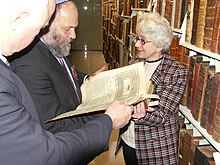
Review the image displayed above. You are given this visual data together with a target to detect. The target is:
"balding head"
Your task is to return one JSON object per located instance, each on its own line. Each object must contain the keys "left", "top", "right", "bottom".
{"left": 0, "top": 0, "right": 56, "bottom": 56}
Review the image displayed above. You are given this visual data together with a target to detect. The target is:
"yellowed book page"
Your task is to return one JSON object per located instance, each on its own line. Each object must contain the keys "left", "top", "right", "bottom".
{"left": 47, "top": 62, "right": 159, "bottom": 122}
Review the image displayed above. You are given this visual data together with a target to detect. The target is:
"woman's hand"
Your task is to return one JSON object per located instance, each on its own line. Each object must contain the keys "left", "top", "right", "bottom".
{"left": 132, "top": 101, "right": 155, "bottom": 119}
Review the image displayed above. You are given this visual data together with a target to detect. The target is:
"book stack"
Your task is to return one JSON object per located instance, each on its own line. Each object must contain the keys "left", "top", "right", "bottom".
{"left": 186, "top": 55, "right": 202, "bottom": 111}
{"left": 203, "top": 0, "right": 218, "bottom": 50}
{"left": 169, "top": 35, "right": 179, "bottom": 60}
{"left": 206, "top": 73, "right": 220, "bottom": 135}
{"left": 200, "top": 67, "right": 216, "bottom": 129}
{"left": 156, "top": 0, "right": 163, "bottom": 15}
{"left": 211, "top": 1, "right": 220, "bottom": 54}
{"left": 191, "top": 0, "right": 200, "bottom": 45}
{"left": 164, "top": 0, "right": 174, "bottom": 26}
{"left": 189, "top": 137, "right": 209, "bottom": 164}
{"left": 115, "top": 16, "right": 123, "bottom": 40}
{"left": 193, "top": 145, "right": 216, "bottom": 165}
{"left": 185, "top": 0, "right": 194, "bottom": 43}
{"left": 192, "top": 62, "right": 210, "bottom": 122}
{"left": 174, "top": 0, "right": 182, "bottom": 29}
{"left": 131, "top": 14, "right": 137, "bottom": 34}
{"left": 180, "top": 50, "right": 190, "bottom": 106}
{"left": 212, "top": 73, "right": 220, "bottom": 143}
{"left": 132, "top": 0, "right": 140, "bottom": 8}
{"left": 179, "top": 129, "right": 193, "bottom": 165}
{"left": 188, "top": 55, "right": 203, "bottom": 115}
{"left": 195, "top": 0, "right": 207, "bottom": 48}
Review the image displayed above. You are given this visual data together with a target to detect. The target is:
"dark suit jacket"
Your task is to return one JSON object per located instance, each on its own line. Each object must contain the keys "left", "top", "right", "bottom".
{"left": 10, "top": 37, "right": 94, "bottom": 133}
{"left": 0, "top": 59, "right": 112, "bottom": 165}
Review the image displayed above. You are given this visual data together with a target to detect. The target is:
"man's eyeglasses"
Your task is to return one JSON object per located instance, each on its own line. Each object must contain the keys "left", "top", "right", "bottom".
{"left": 134, "top": 36, "right": 153, "bottom": 45}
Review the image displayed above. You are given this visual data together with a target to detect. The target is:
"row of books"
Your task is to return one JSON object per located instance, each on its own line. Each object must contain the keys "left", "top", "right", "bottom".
{"left": 186, "top": 0, "right": 220, "bottom": 54}
{"left": 178, "top": 119, "right": 217, "bottom": 165}
{"left": 169, "top": 36, "right": 220, "bottom": 144}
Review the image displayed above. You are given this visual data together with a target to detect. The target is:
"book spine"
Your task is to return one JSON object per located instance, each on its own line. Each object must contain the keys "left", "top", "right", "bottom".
{"left": 195, "top": 0, "right": 207, "bottom": 48}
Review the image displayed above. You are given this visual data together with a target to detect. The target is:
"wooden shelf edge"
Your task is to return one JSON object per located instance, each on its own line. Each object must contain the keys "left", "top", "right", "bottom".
{"left": 180, "top": 42, "right": 220, "bottom": 61}
{"left": 179, "top": 105, "right": 220, "bottom": 152}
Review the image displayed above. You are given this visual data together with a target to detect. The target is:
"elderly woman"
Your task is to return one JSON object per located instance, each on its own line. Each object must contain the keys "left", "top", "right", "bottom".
{"left": 117, "top": 13, "right": 188, "bottom": 164}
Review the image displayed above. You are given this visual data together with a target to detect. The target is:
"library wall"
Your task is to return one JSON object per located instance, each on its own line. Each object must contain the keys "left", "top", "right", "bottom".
{"left": 102, "top": 0, "right": 220, "bottom": 164}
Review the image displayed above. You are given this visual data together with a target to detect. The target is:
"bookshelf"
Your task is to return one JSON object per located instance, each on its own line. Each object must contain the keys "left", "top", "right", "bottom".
{"left": 179, "top": 105, "right": 220, "bottom": 152}
{"left": 102, "top": 1, "right": 220, "bottom": 161}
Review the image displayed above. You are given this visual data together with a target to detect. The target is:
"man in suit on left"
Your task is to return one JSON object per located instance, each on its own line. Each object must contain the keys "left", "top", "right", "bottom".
{"left": 9, "top": 0, "right": 104, "bottom": 133}
{"left": 0, "top": 0, "right": 136, "bottom": 164}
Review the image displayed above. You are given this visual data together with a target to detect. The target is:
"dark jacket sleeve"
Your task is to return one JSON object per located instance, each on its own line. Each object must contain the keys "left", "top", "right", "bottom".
{"left": 0, "top": 73, "right": 112, "bottom": 165}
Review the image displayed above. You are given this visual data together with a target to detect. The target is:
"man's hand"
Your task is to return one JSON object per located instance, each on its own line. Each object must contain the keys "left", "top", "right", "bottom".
{"left": 105, "top": 100, "right": 133, "bottom": 130}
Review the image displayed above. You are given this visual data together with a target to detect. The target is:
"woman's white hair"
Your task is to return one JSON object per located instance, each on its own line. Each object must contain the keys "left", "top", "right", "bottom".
{"left": 137, "top": 12, "right": 173, "bottom": 53}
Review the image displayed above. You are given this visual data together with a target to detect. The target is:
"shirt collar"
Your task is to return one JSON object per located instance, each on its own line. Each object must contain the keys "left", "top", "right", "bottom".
{"left": 0, "top": 53, "right": 10, "bottom": 66}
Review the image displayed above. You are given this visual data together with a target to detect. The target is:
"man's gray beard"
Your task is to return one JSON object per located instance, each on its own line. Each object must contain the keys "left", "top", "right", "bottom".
{"left": 47, "top": 42, "right": 71, "bottom": 58}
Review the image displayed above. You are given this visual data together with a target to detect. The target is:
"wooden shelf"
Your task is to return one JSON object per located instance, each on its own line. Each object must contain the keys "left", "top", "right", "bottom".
{"left": 179, "top": 105, "right": 220, "bottom": 152}
{"left": 180, "top": 42, "right": 220, "bottom": 62}
{"left": 131, "top": 7, "right": 150, "bottom": 12}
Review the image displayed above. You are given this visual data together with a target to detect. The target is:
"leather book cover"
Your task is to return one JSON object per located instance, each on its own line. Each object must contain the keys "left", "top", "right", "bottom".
{"left": 193, "top": 145, "right": 216, "bottom": 165}
{"left": 191, "top": 0, "right": 200, "bottom": 45}
{"left": 156, "top": 0, "right": 163, "bottom": 15}
{"left": 211, "top": 1, "right": 220, "bottom": 53}
{"left": 179, "top": 129, "right": 193, "bottom": 165}
{"left": 181, "top": 50, "right": 190, "bottom": 106}
{"left": 132, "top": 14, "right": 137, "bottom": 34}
{"left": 203, "top": 0, "right": 217, "bottom": 50}
{"left": 164, "top": 0, "right": 172, "bottom": 25}
{"left": 193, "top": 62, "right": 210, "bottom": 122}
{"left": 195, "top": 0, "right": 207, "bottom": 48}
{"left": 185, "top": 0, "right": 194, "bottom": 43}
{"left": 176, "top": 44, "right": 185, "bottom": 63}
{"left": 191, "top": 63, "right": 201, "bottom": 115}
{"left": 207, "top": 72, "right": 220, "bottom": 135}
{"left": 200, "top": 68, "right": 216, "bottom": 129}
{"left": 212, "top": 73, "right": 220, "bottom": 143}
{"left": 169, "top": 35, "right": 179, "bottom": 59}
{"left": 132, "top": 0, "right": 139, "bottom": 8}
{"left": 213, "top": 115, "right": 220, "bottom": 143}
{"left": 186, "top": 55, "right": 203, "bottom": 111}
{"left": 122, "top": 0, "right": 127, "bottom": 16}
{"left": 174, "top": 0, "right": 183, "bottom": 29}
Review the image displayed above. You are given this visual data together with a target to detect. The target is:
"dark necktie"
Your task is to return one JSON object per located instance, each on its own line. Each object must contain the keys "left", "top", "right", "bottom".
{"left": 59, "top": 58, "right": 81, "bottom": 103}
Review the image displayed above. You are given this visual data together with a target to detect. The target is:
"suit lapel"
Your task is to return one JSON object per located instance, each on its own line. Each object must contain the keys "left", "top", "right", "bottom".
{"left": 37, "top": 39, "right": 81, "bottom": 105}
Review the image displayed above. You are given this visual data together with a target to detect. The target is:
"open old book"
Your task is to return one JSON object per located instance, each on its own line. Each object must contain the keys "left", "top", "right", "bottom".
{"left": 47, "top": 62, "right": 159, "bottom": 122}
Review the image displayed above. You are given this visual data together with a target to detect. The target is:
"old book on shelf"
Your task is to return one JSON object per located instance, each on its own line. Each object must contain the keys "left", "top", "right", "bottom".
{"left": 185, "top": 0, "right": 194, "bottom": 43}
{"left": 190, "top": 56, "right": 203, "bottom": 115}
{"left": 213, "top": 115, "right": 220, "bottom": 143}
{"left": 200, "top": 67, "right": 216, "bottom": 129}
{"left": 207, "top": 73, "right": 220, "bottom": 135}
{"left": 211, "top": 1, "right": 220, "bottom": 54}
{"left": 186, "top": 55, "right": 203, "bottom": 111}
{"left": 193, "top": 145, "right": 216, "bottom": 165}
{"left": 47, "top": 62, "right": 160, "bottom": 122}
{"left": 212, "top": 73, "right": 220, "bottom": 143}
{"left": 156, "top": 0, "right": 163, "bottom": 15}
{"left": 164, "top": 0, "right": 174, "bottom": 26}
{"left": 179, "top": 129, "right": 193, "bottom": 165}
{"left": 203, "top": 0, "right": 218, "bottom": 50}
{"left": 174, "top": 0, "right": 182, "bottom": 29}
{"left": 195, "top": 0, "right": 207, "bottom": 48}
{"left": 169, "top": 35, "right": 179, "bottom": 60}
{"left": 192, "top": 62, "right": 210, "bottom": 122}
{"left": 191, "top": 0, "right": 200, "bottom": 45}
{"left": 181, "top": 50, "right": 190, "bottom": 106}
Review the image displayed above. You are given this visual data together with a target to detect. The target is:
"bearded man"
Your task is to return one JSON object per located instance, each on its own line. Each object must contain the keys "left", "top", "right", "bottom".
{"left": 9, "top": 0, "right": 102, "bottom": 133}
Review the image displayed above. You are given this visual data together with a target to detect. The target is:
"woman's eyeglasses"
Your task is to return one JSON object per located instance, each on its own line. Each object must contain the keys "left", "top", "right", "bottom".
{"left": 134, "top": 36, "right": 153, "bottom": 45}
